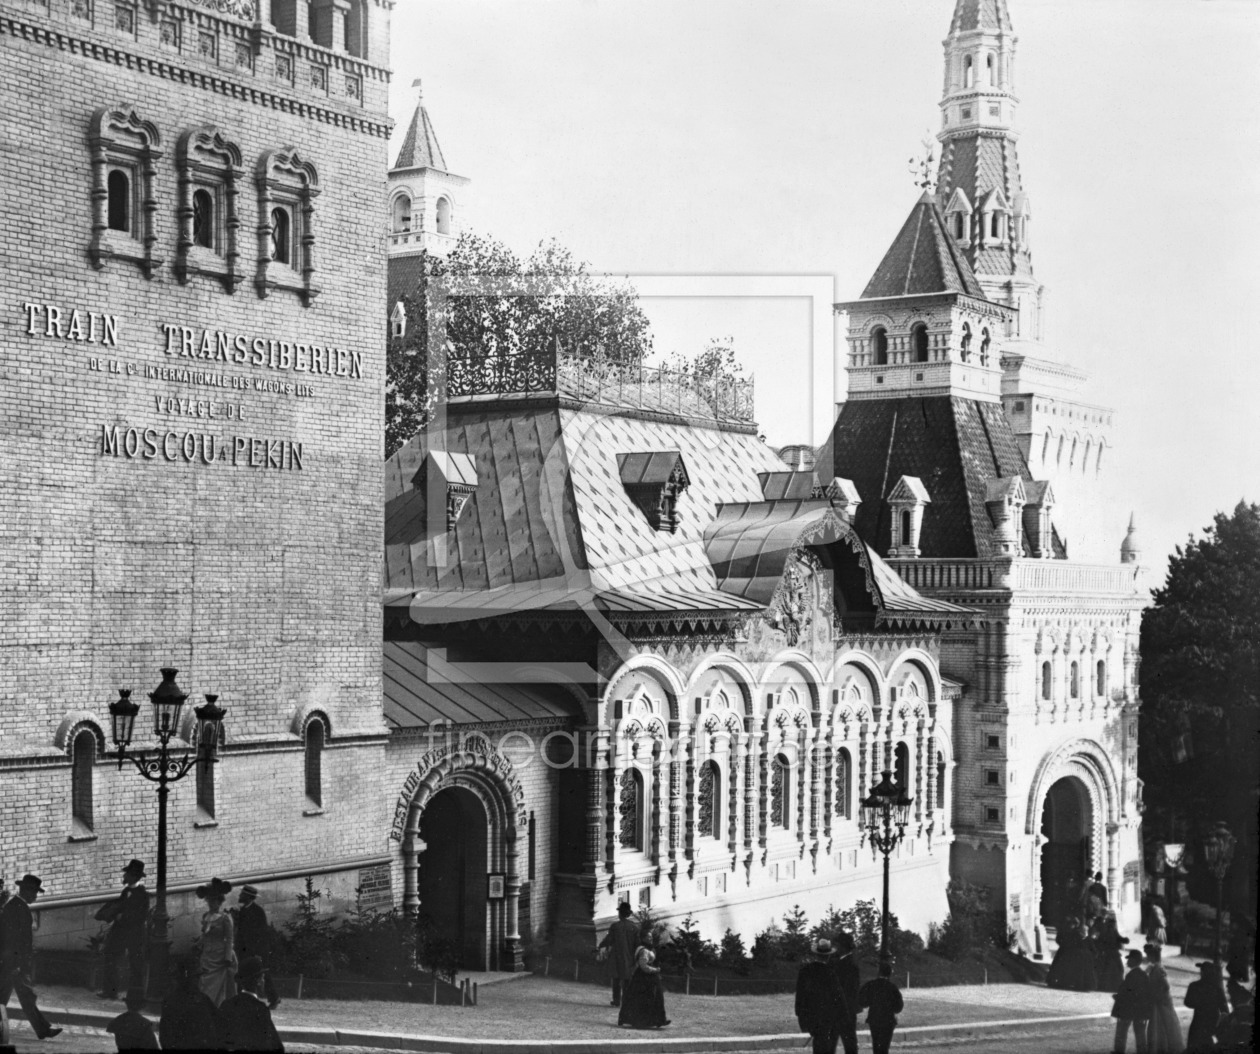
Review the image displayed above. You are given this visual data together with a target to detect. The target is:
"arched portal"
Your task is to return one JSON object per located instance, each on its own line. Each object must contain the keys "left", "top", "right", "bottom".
{"left": 417, "top": 786, "right": 489, "bottom": 969}
{"left": 1039, "top": 775, "right": 1092, "bottom": 928}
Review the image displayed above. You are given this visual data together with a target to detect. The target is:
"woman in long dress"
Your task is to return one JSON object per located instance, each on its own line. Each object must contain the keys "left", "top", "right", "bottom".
{"left": 1145, "top": 943, "right": 1185, "bottom": 1054}
{"left": 617, "top": 946, "right": 669, "bottom": 1029}
{"left": 195, "top": 877, "right": 238, "bottom": 1007}
{"left": 1095, "top": 913, "right": 1127, "bottom": 993}
{"left": 1184, "top": 961, "right": 1229, "bottom": 1053}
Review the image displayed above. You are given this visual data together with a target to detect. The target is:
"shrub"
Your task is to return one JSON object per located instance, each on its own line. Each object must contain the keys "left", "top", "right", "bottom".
{"left": 751, "top": 922, "right": 782, "bottom": 967}
{"left": 660, "top": 913, "right": 719, "bottom": 971}
{"left": 928, "top": 881, "right": 1003, "bottom": 961}
{"left": 779, "top": 905, "right": 812, "bottom": 961}
{"left": 276, "top": 876, "right": 346, "bottom": 979}
{"left": 415, "top": 913, "right": 461, "bottom": 982}
{"left": 335, "top": 887, "right": 418, "bottom": 982}
{"left": 719, "top": 928, "right": 749, "bottom": 973}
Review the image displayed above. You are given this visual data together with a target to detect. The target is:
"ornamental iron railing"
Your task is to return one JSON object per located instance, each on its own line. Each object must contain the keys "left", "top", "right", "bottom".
{"left": 445, "top": 342, "right": 756, "bottom": 425}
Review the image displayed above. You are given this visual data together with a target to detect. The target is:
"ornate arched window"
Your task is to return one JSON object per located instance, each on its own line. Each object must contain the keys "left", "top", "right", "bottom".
{"left": 770, "top": 753, "right": 790, "bottom": 828}
{"left": 436, "top": 196, "right": 452, "bottom": 235}
{"left": 935, "top": 750, "right": 947, "bottom": 814}
{"left": 894, "top": 742, "right": 910, "bottom": 792}
{"left": 963, "top": 54, "right": 974, "bottom": 88}
{"left": 835, "top": 747, "right": 852, "bottom": 819}
{"left": 71, "top": 728, "right": 96, "bottom": 834}
{"left": 1041, "top": 661, "right": 1052, "bottom": 701}
{"left": 986, "top": 53, "right": 995, "bottom": 86}
{"left": 911, "top": 323, "right": 929, "bottom": 363}
{"left": 960, "top": 322, "right": 972, "bottom": 361}
{"left": 618, "top": 768, "right": 644, "bottom": 850}
{"left": 305, "top": 716, "right": 326, "bottom": 808}
{"left": 256, "top": 147, "right": 320, "bottom": 304}
{"left": 1096, "top": 660, "right": 1107, "bottom": 698}
{"left": 89, "top": 104, "right": 162, "bottom": 276}
{"left": 175, "top": 126, "right": 243, "bottom": 290}
{"left": 1070, "top": 661, "right": 1080, "bottom": 699}
{"left": 107, "top": 170, "right": 130, "bottom": 232}
{"left": 872, "top": 326, "right": 889, "bottom": 366}
{"left": 697, "top": 761, "right": 720, "bottom": 839}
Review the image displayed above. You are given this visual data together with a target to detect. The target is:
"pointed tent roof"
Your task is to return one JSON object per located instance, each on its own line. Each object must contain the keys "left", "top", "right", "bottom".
{"left": 391, "top": 102, "right": 448, "bottom": 173}
{"left": 950, "top": 0, "right": 1013, "bottom": 33}
{"left": 860, "top": 193, "right": 985, "bottom": 300}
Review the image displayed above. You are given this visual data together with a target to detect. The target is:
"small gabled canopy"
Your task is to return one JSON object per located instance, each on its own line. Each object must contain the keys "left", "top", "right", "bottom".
{"left": 1023, "top": 480, "right": 1054, "bottom": 507}
{"left": 861, "top": 193, "right": 985, "bottom": 300}
{"left": 617, "top": 450, "right": 688, "bottom": 487}
{"left": 980, "top": 186, "right": 1010, "bottom": 213}
{"left": 943, "top": 187, "right": 973, "bottom": 216}
{"left": 888, "top": 475, "right": 931, "bottom": 505}
{"left": 984, "top": 475, "right": 1026, "bottom": 505}
{"left": 820, "top": 477, "right": 861, "bottom": 506}
{"left": 757, "top": 470, "right": 815, "bottom": 501}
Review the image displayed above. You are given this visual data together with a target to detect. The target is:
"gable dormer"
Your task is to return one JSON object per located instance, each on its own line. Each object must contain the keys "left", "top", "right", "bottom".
{"left": 984, "top": 475, "right": 1026, "bottom": 555}
{"left": 1022, "top": 480, "right": 1055, "bottom": 558}
{"left": 887, "top": 475, "right": 931, "bottom": 557}
{"left": 422, "top": 450, "right": 478, "bottom": 532}
{"left": 978, "top": 187, "right": 1009, "bottom": 247}
{"left": 618, "top": 451, "right": 690, "bottom": 533}
{"left": 943, "top": 186, "right": 974, "bottom": 246}
{"left": 816, "top": 477, "right": 861, "bottom": 522}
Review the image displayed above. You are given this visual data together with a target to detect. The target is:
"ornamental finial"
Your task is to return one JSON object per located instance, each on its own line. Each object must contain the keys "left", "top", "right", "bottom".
{"left": 412, "top": 77, "right": 423, "bottom": 103}
{"left": 909, "top": 135, "right": 937, "bottom": 193}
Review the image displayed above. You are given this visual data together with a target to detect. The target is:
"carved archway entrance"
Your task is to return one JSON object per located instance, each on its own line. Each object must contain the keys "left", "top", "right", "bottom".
{"left": 394, "top": 734, "right": 528, "bottom": 972}
{"left": 1039, "top": 776, "right": 1092, "bottom": 929}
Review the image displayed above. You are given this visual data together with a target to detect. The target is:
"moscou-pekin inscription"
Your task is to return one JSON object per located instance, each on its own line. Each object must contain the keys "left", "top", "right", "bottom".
{"left": 19, "top": 300, "right": 368, "bottom": 472}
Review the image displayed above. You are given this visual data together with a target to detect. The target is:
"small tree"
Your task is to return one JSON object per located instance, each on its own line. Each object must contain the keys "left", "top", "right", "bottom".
{"left": 780, "top": 904, "right": 812, "bottom": 961}
{"left": 279, "top": 876, "right": 344, "bottom": 978}
{"left": 719, "top": 928, "right": 749, "bottom": 973}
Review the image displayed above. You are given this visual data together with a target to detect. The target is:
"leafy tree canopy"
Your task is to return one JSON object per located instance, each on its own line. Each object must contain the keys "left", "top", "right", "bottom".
{"left": 386, "top": 233, "right": 653, "bottom": 457}
{"left": 1138, "top": 500, "right": 1260, "bottom": 907}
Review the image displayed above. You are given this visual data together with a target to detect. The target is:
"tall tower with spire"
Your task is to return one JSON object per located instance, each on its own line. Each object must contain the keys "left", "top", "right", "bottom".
{"left": 933, "top": 0, "right": 1117, "bottom": 560}
{"left": 387, "top": 81, "right": 470, "bottom": 261}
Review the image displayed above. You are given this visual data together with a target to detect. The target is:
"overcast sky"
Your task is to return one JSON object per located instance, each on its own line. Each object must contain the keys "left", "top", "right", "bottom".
{"left": 386, "top": 0, "right": 1260, "bottom": 578}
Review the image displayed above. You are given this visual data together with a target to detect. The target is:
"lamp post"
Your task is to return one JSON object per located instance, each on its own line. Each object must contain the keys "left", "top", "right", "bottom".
{"left": 108, "top": 668, "right": 226, "bottom": 995}
{"left": 1201, "top": 820, "right": 1236, "bottom": 966}
{"left": 860, "top": 767, "right": 913, "bottom": 970}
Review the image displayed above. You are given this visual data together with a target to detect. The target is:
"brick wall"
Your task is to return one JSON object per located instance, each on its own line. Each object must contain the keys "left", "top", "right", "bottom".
{"left": 0, "top": 0, "right": 393, "bottom": 907}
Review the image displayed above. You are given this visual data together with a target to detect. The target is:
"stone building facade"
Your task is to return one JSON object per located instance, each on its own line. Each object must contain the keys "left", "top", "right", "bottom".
{"left": 821, "top": 0, "right": 1146, "bottom": 957}
{"left": 0, "top": 0, "right": 394, "bottom": 948}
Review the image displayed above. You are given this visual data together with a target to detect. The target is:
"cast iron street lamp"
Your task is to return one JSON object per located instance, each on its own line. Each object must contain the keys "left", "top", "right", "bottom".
{"left": 860, "top": 767, "right": 913, "bottom": 970}
{"left": 109, "top": 668, "right": 227, "bottom": 994}
{"left": 1201, "top": 820, "right": 1236, "bottom": 965}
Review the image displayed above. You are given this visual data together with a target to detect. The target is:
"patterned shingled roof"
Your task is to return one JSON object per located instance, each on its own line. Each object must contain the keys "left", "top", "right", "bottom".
{"left": 816, "top": 395, "right": 1065, "bottom": 560}
{"left": 391, "top": 102, "right": 448, "bottom": 172}
{"left": 861, "top": 193, "right": 985, "bottom": 300}
{"left": 949, "top": 0, "right": 1012, "bottom": 33}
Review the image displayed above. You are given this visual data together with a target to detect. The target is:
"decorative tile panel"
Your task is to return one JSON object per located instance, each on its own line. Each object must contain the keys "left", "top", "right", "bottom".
{"left": 71, "top": 0, "right": 92, "bottom": 20}
{"left": 114, "top": 4, "right": 134, "bottom": 32}
{"left": 159, "top": 20, "right": 180, "bottom": 47}
{"left": 198, "top": 31, "right": 217, "bottom": 58}
{"left": 274, "top": 54, "right": 293, "bottom": 81}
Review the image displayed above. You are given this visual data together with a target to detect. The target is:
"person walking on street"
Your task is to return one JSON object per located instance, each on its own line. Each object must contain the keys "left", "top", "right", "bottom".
{"left": 617, "top": 944, "right": 669, "bottom": 1029}
{"left": 794, "top": 938, "right": 848, "bottom": 1054}
{"left": 858, "top": 961, "right": 904, "bottom": 1054}
{"left": 1144, "top": 943, "right": 1184, "bottom": 1054}
{"left": 598, "top": 902, "right": 638, "bottom": 1008}
{"left": 1184, "top": 961, "right": 1230, "bottom": 1053}
{"left": 196, "top": 877, "right": 237, "bottom": 1007}
{"left": 159, "top": 958, "right": 222, "bottom": 1051}
{"left": 831, "top": 931, "right": 861, "bottom": 1054}
{"left": 96, "top": 858, "right": 150, "bottom": 1001}
{"left": 218, "top": 956, "right": 284, "bottom": 1052}
{"left": 235, "top": 885, "right": 279, "bottom": 1009}
{"left": 0, "top": 874, "right": 62, "bottom": 1041}
{"left": 1111, "top": 948, "right": 1152, "bottom": 1054}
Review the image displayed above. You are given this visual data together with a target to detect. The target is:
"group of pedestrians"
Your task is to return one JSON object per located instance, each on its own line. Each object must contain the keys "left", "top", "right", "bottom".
{"left": 599, "top": 902, "right": 670, "bottom": 1029}
{"left": 1111, "top": 945, "right": 1254, "bottom": 1054}
{"left": 1, "top": 862, "right": 283, "bottom": 1050}
{"left": 795, "top": 933, "right": 901, "bottom": 1054}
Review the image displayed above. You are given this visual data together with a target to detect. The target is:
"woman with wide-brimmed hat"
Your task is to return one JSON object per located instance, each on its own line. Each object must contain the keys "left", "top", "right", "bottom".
{"left": 195, "top": 877, "right": 237, "bottom": 1006}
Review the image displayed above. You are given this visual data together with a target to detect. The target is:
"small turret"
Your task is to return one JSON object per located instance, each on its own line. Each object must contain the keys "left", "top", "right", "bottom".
{"left": 1119, "top": 513, "right": 1141, "bottom": 564}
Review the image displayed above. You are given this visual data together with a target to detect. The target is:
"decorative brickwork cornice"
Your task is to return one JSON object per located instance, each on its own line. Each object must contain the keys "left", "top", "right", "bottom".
{"left": 0, "top": 12, "right": 390, "bottom": 138}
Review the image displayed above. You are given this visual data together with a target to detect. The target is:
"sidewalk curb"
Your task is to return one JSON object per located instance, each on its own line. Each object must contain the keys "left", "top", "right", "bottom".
{"left": 12, "top": 1001, "right": 1194, "bottom": 1051}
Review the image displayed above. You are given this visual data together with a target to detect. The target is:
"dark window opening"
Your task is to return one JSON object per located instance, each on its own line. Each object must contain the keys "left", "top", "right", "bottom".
{"left": 894, "top": 742, "right": 910, "bottom": 793}
{"left": 954, "top": 213, "right": 965, "bottom": 240}
{"left": 1041, "top": 661, "right": 1052, "bottom": 701}
{"left": 900, "top": 510, "right": 912, "bottom": 547}
{"left": 960, "top": 322, "right": 972, "bottom": 361}
{"left": 935, "top": 752, "right": 946, "bottom": 813}
{"left": 836, "top": 748, "right": 852, "bottom": 819}
{"left": 1070, "top": 661, "right": 1080, "bottom": 699}
{"left": 193, "top": 188, "right": 214, "bottom": 249}
{"left": 872, "top": 326, "right": 889, "bottom": 366}
{"left": 196, "top": 746, "right": 215, "bottom": 818}
{"left": 1096, "top": 660, "right": 1106, "bottom": 697}
{"left": 986, "top": 734, "right": 1000, "bottom": 750}
{"left": 985, "top": 769, "right": 1000, "bottom": 786}
{"left": 618, "top": 768, "right": 644, "bottom": 850}
{"left": 697, "top": 760, "right": 720, "bottom": 839}
{"left": 990, "top": 212, "right": 1001, "bottom": 239}
{"left": 305, "top": 718, "right": 325, "bottom": 807}
{"left": 911, "top": 323, "right": 929, "bottom": 363}
{"left": 528, "top": 811, "right": 536, "bottom": 880}
{"left": 72, "top": 729, "right": 95, "bottom": 831}
{"left": 270, "top": 206, "right": 291, "bottom": 264}
{"left": 770, "top": 753, "right": 790, "bottom": 828}
{"left": 107, "top": 169, "right": 130, "bottom": 232}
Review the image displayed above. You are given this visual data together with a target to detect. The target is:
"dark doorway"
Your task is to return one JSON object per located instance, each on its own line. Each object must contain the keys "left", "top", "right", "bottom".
{"left": 1039, "top": 776, "right": 1092, "bottom": 929}
{"left": 418, "top": 787, "right": 489, "bottom": 970}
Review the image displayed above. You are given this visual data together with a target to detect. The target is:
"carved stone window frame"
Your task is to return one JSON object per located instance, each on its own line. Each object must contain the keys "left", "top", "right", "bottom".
{"left": 175, "top": 126, "right": 243, "bottom": 291}
{"left": 255, "top": 147, "right": 320, "bottom": 305}
{"left": 89, "top": 104, "right": 162, "bottom": 277}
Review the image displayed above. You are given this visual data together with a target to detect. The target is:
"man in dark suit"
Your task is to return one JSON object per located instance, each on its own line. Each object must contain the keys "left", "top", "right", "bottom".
{"left": 858, "top": 961, "right": 905, "bottom": 1054}
{"left": 97, "top": 859, "right": 150, "bottom": 1000}
{"left": 831, "top": 931, "right": 861, "bottom": 1054}
{"left": 235, "top": 885, "right": 279, "bottom": 1009}
{"left": 1111, "top": 948, "right": 1152, "bottom": 1053}
{"left": 218, "top": 956, "right": 284, "bottom": 1051}
{"left": 0, "top": 874, "right": 62, "bottom": 1040}
{"left": 795, "top": 938, "right": 850, "bottom": 1054}
{"left": 598, "top": 902, "right": 639, "bottom": 1007}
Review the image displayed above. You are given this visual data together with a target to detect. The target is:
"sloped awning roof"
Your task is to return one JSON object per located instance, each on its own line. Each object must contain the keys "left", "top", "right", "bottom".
{"left": 704, "top": 500, "right": 971, "bottom": 625}
{"left": 384, "top": 641, "right": 584, "bottom": 728}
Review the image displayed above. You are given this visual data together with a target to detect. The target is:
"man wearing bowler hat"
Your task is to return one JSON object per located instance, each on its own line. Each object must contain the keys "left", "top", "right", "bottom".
{"left": 97, "top": 859, "right": 150, "bottom": 1000}
{"left": 235, "top": 885, "right": 279, "bottom": 1009}
{"left": 0, "top": 874, "right": 62, "bottom": 1040}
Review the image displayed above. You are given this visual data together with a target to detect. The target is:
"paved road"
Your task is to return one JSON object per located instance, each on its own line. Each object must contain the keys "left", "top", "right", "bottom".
{"left": 5, "top": 1021, "right": 396, "bottom": 1054}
